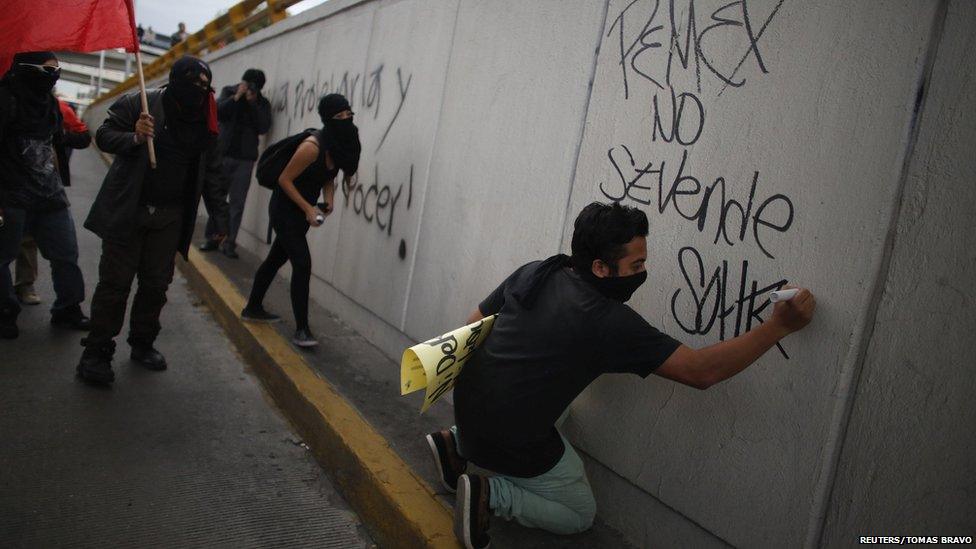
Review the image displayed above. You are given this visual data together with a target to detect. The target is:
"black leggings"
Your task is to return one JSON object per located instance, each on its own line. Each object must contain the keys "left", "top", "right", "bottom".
{"left": 247, "top": 210, "right": 312, "bottom": 330}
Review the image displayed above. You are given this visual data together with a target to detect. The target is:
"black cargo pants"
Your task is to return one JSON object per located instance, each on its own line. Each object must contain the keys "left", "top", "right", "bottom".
{"left": 83, "top": 206, "right": 183, "bottom": 355}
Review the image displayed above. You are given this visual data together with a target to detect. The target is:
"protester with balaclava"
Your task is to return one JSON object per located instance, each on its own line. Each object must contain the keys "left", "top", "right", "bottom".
{"left": 240, "top": 93, "right": 361, "bottom": 348}
{"left": 200, "top": 68, "right": 271, "bottom": 258}
{"left": 77, "top": 56, "right": 229, "bottom": 385}
{"left": 0, "top": 51, "right": 91, "bottom": 340}
{"left": 13, "top": 96, "right": 92, "bottom": 307}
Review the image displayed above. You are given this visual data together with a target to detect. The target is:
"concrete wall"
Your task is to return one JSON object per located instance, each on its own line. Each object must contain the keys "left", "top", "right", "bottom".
{"left": 83, "top": 0, "right": 976, "bottom": 546}
{"left": 821, "top": 1, "right": 976, "bottom": 545}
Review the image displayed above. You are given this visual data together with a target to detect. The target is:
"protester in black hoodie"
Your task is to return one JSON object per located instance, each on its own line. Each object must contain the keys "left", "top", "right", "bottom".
{"left": 240, "top": 93, "right": 360, "bottom": 348}
{"left": 200, "top": 68, "right": 271, "bottom": 258}
{"left": 76, "top": 56, "right": 228, "bottom": 385}
{"left": 0, "top": 51, "right": 90, "bottom": 340}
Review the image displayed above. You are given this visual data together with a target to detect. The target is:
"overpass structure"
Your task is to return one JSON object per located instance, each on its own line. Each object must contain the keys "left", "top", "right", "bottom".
{"left": 56, "top": 45, "right": 166, "bottom": 102}
{"left": 92, "top": 0, "right": 299, "bottom": 105}
{"left": 66, "top": 0, "right": 301, "bottom": 109}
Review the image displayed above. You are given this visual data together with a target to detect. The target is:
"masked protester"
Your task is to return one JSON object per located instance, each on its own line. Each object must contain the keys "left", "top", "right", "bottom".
{"left": 0, "top": 51, "right": 91, "bottom": 340}
{"left": 76, "top": 56, "right": 229, "bottom": 385}
{"left": 200, "top": 68, "right": 272, "bottom": 258}
{"left": 14, "top": 97, "right": 92, "bottom": 308}
{"left": 240, "top": 93, "right": 361, "bottom": 348}
{"left": 425, "top": 202, "right": 817, "bottom": 548}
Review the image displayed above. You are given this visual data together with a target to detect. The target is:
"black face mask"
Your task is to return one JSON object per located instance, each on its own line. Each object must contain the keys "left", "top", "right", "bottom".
{"left": 167, "top": 81, "right": 207, "bottom": 113}
{"left": 325, "top": 117, "right": 357, "bottom": 141}
{"left": 19, "top": 70, "right": 60, "bottom": 94}
{"left": 162, "top": 83, "right": 211, "bottom": 151}
{"left": 322, "top": 118, "right": 361, "bottom": 175}
{"left": 5, "top": 66, "right": 60, "bottom": 138}
{"left": 581, "top": 269, "right": 647, "bottom": 303}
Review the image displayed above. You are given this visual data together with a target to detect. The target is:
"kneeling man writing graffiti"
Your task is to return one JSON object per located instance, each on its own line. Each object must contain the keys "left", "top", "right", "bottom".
{"left": 425, "top": 201, "right": 816, "bottom": 548}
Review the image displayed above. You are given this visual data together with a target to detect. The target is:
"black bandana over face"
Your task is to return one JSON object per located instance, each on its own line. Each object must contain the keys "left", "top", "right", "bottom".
{"left": 3, "top": 51, "right": 60, "bottom": 138}
{"left": 162, "top": 56, "right": 212, "bottom": 151}
{"left": 579, "top": 267, "right": 648, "bottom": 303}
{"left": 317, "top": 93, "right": 361, "bottom": 176}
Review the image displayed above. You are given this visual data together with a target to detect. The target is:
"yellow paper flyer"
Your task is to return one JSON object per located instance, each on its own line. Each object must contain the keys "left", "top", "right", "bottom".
{"left": 400, "top": 315, "right": 497, "bottom": 413}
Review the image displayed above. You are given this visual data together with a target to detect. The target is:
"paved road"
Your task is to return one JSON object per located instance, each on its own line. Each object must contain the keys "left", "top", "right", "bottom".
{"left": 0, "top": 148, "right": 374, "bottom": 548}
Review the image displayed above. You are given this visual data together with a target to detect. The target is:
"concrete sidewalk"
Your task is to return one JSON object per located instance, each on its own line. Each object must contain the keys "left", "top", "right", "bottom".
{"left": 0, "top": 148, "right": 373, "bottom": 548}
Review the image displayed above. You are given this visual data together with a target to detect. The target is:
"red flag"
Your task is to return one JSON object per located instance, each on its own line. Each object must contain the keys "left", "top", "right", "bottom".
{"left": 0, "top": 0, "right": 139, "bottom": 73}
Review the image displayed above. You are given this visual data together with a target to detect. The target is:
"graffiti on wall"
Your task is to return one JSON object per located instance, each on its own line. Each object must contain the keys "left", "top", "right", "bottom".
{"left": 602, "top": 0, "right": 793, "bottom": 357}
{"left": 268, "top": 64, "right": 417, "bottom": 260}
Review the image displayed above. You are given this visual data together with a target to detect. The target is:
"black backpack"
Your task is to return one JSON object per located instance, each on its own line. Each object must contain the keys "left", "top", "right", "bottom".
{"left": 255, "top": 128, "right": 317, "bottom": 189}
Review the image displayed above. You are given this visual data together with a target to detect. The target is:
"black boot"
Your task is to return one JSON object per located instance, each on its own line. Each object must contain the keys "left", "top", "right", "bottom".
{"left": 130, "top": 344, "right": 167, "bottom": 371}
{"left": 77, "top": 340, "right": 115, "bottom": 385}
{"left": 51, "top": 305, "right": 92, "bottom": 331}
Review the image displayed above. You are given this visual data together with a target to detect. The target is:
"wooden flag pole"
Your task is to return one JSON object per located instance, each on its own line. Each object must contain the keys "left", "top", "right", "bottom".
{"left": 134, "top": 49, "right": 156, "bottom": 169}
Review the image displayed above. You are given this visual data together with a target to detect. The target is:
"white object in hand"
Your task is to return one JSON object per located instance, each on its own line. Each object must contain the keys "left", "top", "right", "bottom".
{"left": 315, "top": 214, "right": 325, "bottom": 224}
{"left": 769, "top": 288, "right": 799, "bottom": 303}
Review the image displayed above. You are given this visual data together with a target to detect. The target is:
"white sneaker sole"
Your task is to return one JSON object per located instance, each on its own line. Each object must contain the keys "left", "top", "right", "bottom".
{"left": 456, "top": 475, "right": 472, "bottom": 549}
{"left": 455, "top": 475, "right": 489, "bottom": 549}
{"left": 426, "top": 433, "right": 457, "bottom": 493}
{"left": 292, "top": 338, "right": 319, "bottom": 348}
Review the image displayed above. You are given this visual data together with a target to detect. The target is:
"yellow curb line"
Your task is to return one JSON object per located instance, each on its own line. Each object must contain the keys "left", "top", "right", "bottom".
{"left": 178, "top": 248, "right": 460, "bottom": 548}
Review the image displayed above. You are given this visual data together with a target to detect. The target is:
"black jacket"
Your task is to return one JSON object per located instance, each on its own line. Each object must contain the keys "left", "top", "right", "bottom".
{"left": 216, "top": 85, "right": 271, "bottom": 161}
{"left": 0, "top": 86, "right": 90, "bottom": 209}
{"left": 85, "top": 89, "right": 228, "bottom": 259}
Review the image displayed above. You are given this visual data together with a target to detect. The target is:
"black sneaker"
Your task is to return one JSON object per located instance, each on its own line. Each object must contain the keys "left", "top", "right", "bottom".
{"left": 427, "top": 430, "right": 468, "bottom": 493}
{"left": 292, "top": 328, "right": 318, "bottom": 348}
{"left": 455, "top": 474, "right": 491, "bottom": 549}
{"left": 199, "top": 239, "right": 220, "bottom": 252}
{"left": 241, "top": 306, "right": 281, "bottom": 323}
{"left": 77, "top": 347, "right": 115, "bottom": 385}
{"left": 131, "top": 345, "right": 168, "bottom": 371}
{"left": 51, "top": 305, "right": 91, "bottom": 331}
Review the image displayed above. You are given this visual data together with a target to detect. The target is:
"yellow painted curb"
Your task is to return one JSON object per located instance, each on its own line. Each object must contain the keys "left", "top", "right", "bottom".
{"left": 178, "top": 248, "right": 460, "bottom": 549}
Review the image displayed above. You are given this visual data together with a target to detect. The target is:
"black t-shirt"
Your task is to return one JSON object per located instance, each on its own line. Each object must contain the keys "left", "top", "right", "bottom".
{"left": 270, "top": 133, "right": 337, "bottom": 219}
{"left": 453, "top": 261, "right": 681, "bottom": 478}
{"left": 140, "top": 125, "right": 197, "bottom": 208}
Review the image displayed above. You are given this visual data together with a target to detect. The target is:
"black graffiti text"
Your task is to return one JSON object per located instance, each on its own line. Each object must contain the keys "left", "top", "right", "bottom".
{"left": 270, "top": 64, "right": 412, "bottom": 152}
{"left": 607, "top": 0, "right": 785, "bottom": 99}
{"left": 600, "top": 146, "right": 793, "bottom": 259}
{"left": 343, "top": 163, "right": 414, "bottom": 238}
{"left": 670, "top": 246, "right": 789, "bottom": 358}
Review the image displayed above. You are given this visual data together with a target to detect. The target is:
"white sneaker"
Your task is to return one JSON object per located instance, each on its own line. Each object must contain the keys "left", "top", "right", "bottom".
{"left": 16, "top": 286, "right": 41, "bottom": 305}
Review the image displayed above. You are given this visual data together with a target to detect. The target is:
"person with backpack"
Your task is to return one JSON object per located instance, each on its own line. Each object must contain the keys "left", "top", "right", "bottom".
{"left": 199, "top": 68, "right": 271, "bottom": 258}
{"left": 240, "top": 93, "right": 361, "bottom": 348}
{"left": 0, "top": 51, "right": 91, "bottom": 340}
{"left": 75, "top": 56, "right": 228, "bottom": 385}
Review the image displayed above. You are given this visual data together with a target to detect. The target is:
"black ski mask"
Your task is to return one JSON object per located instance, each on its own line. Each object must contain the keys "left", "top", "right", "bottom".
{"left": 3, "top": 51, "right": 61, "bottom": 138}
{"left": 579, "top": 268, "right": 647, "bottom": 303}
{"left": 317, "top": 93, "right": 361, "bottom": 176}
{"left": 163, "top": 56, "right": 213, "bottom": 150}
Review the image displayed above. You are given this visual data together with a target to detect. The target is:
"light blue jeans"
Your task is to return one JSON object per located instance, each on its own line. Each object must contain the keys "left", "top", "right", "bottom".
{"left": 451, "top": 426, "right": 597, "bottom": 535}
